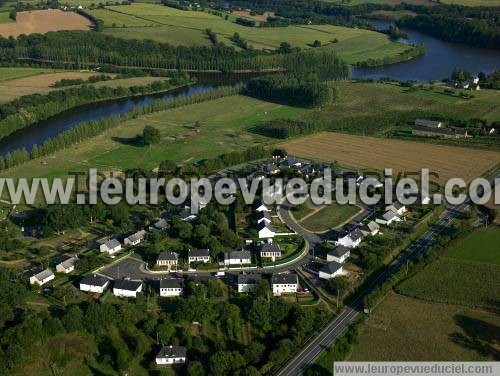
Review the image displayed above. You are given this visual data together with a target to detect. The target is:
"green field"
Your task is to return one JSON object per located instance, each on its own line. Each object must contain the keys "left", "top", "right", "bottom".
{"left": 0, "top": 95, "right": 307, "bottom": 180}
{"left": 350, "top": 293, "right": 500, "bottom": 361}
{"left": 447, "top": 228, "right": 500, "bottom": 265}
{"left": 0, "top": 11, "right": 13, "bottom": 24}
{"left": 87, "top": 3, "right": 414, "bottom": 64}
{"left": 300, "top": 202, "right": 362, "bottom": 232}
{"left": 0, "top": 67, "right": 55, "bottom": 82}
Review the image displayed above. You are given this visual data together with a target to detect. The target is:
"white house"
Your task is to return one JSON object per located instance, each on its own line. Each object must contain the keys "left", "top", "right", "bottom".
{"left": 327, "top": 245, "right": 350, "bottom": 264}
{"left": 100, "top": 238, "right": 122, "bottom": 255}
{"left": 55, "top": 255, "right": 78, "bottom": 274}
{"left": 223, "top": 250, "right": 252, "bottom": 266}
{"left": 160, "top": 278, "right": 183, "bottom": 297}
{"left": 29, "top": 269, "right": 55, "bottom": 286}
{"left": 80, "top": 274, "right": 110, "bottom": 294}
{"left": 257, "top": 221, "right": 276, "bottom": 239}
{"left": 319, "top": 262, "right": 343, "bottom": 280}
{"left": 155, "top": 345, "right": 186, "bottom": 365}
{"left": 376, "top": 210, "right": 402, "bottom": 226}
{"left": 253, "top": 199, "right": 270, "bottom": 212}
{"left": 237, "top": 273, "right": 261, "bottom": 293}
{"left": 272, "top": 273, "right": 298, "bottom": 296}
{"left": 259, "top": 243, "right": 281, "bottom": 261}
{"left": 156, "top": 252, "right": 178, "bottom": 270}
{"left": 255, "top": 210, "right": 271, "bottom": 224}
{"left": 360, "top": 221, "right": 380, "bottom": 236}
{"left": 113, "top": 279, "right": 143, "bottom": 298}
{"left": 188, "top": 248, "right": 210, "bottom": 264}
{"left": 124, "top": 230, "right": 146, "bottom": 246}
{"left": 386, "top": 201, "right": 407, "bottom": 216}
{"left": 337, "top": 228, "right": 363, "bottom": 249}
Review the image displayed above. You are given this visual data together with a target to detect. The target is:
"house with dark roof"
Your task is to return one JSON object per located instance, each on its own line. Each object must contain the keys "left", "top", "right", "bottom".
{"left": 113, "top": 279, "right": 143, "bottom": 298}
{"left": 319, "top": 262, "right": 344, "bottom": 280}
{"left": 159, "top": 278, "right": 183, "bottom": 297}
{"left": 157, "top": 252, "right": 178, "bottom": 270}
{"left": 259, "top": 243, "right": 281, "bottom": 261}
{"left": 237, "top": 273, "right": 261, "bottom": 293}
{"left": 271, "top": 273, "right": 298, "bottom": 296}
{"left": 262, "top": 163, "right": 279, "bottom": 175}
{"left": 337, "top": 228, "right": 363, "bottom": 249}
{"left": 155, "top": 345, "right": 187, "bottom": 365}
{"left": 29, "top": 269, "right": 55, "bottom": 286}
{"left": 80, "top": 274, "right": 110, "bottom": 294}
{"left": 149, "top": 218, "right": 169, "bottom": 233}
{"left": 326, "top": 245, "right": 351, "bottom": 264}
{"left": 223, "top": 250, "right": 252, "bottom": 266}
{"left": 188, "top": 248, "right": 210, "bottom": 264}
{"left": 255, "top": 210, "right": 271, "bottom": 225}
{"left": 253, "top": 199, "right": 270, "bottom": 212}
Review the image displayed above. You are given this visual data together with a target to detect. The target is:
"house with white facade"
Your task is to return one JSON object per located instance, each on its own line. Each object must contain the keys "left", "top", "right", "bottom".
{"left": 113, "top": 279, "right": 143, "bottom": 298}
{"left": 29, "top": 269, "right": 55, "bottom": 286}
{"left": 159, "top": 278, "right": 183, "bottom": 297}
{"left": 237, "top": 273, "right": 261, "bottom": 293}
{"left": 319, "top": 262, "right": 343, "bottom": 280}
{"left": 253, "top": 199, "right": 270, "bottom": 212}
{"left": 157, "top": 252, "right": 178, "bottom": 270}
{"left": 327, "top": 245, "right": 350, "bottom": 264}
{"left": 259, "top": 243, "right": 281, "bottom": 261}
{"left": 272, "top": 273, "right": 298, "bottom": 296}
{"left": 100, "top": 238, "right": 122, "bottom": 255}
{"left": 257, "top": 221, "right": 276, "bottom": 239}
{"left": 55, "top": 255, "right": 78, "bottom": 274}
{"left": 255, "top": 210, "right": 271, "bottom": 225}
{"left": 80, "top": 274, "right": 110, "bottom": 294}
{"left": 223, "top": 250, "right": 252, "bottom": 266}
{"left": 124, "top": 230, "right": 146, "bottom": 246}
{"left": 188, "top": 248, "right": 210, "bottom": 264}
{"left": 386, "top": 201, "right": 407, "bottom": 216}
{"left": 337, "top": 228, "right": 363, "bottom": 249}
{"left": 360, "top": 221, "right": 380, "bottom": 236}
{"left": 376, "top": 210, "right": 402, "bottom": 226}
{"left": 155, "top": 345, "right": 186, "bottom": 365}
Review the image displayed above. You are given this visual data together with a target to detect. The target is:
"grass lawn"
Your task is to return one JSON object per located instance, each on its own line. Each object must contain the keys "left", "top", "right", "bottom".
{"left": 300, "top": 202, "right": 362, "bottom": 232}
{"left": 0, "top": 10, "right": 13, "bottom": 24}
{"left": 88, "top": 3, "right": 413, "bottom": 64}
{"left": 0, "top": 67, "right": 57, "bottom": 82}
{"left": 0, "top": 95, "right": 307, "bottom": 180}
{"left": 350, "top": 292, "right": 500, "bottom": 361}
{"left": 446, "top": 228, "right": 500, "bottom": 265}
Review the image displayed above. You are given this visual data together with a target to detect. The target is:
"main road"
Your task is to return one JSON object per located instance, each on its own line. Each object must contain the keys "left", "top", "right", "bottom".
{"left": 277, "top": 173, "right": 499, "bottom": 376}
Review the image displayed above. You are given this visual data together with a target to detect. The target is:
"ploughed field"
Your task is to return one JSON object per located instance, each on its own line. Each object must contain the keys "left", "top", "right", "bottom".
{"left": 0, "top": 9, "right": 93, "bottom": 38}
{"left": 280, "top": 132, "right": 500, "bottom": 183}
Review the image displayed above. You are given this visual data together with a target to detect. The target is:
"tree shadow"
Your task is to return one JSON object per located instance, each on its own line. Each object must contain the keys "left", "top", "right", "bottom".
{"left": 111, "top": 136, "right": 143, "bottom": 147}
{"left": 449, "top": 314, "right": 500, "bottom": 360}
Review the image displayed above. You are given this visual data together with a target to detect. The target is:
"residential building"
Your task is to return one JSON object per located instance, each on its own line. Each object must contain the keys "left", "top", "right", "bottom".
{"left": 272, "top": 273, "right": 298, "bottom": 296}
{"left": 100, "top": 238, "right": 122, "bottom": 255}
{"left": 337, "top": 228, "right": 363, "bottom": 249}
{"left": 159, "top": 278, "right": 183, "bottom": 297}
{"left": 259, "top": 243, "right": 281, "bottom": 261}
{"left": 155, "top": 345, "right": 187, "bottom": 365}
{"left": 188, "top": 248, "right": 210, "bottom": 264}
{"left": 223, "top": 251, "right": 252, "bottom": 266}
{"left": 360, "top": 221, "right": 380, "bottom": 236}
{"left": 281, "top": 157, "right": 303, "bottom": 168}
{"left": 255, "top": 210, "right": 271, "bottom": 224}
{"left": 157, "top": 252, "right": 178, "bottom": 270}
{"left": 257, "top": 221, "right": 276, "bottom": 239}
{"left": 262, "top": 163, "right": 279, "bottom": 175}
{"left": 55, "top": 255, "right": 78, "bottom": 274}
{"left": 412, "top": 125, "right": 470, "bottom": 139}
{"left": 319, "top": 262, "right": 343, "bottom": 280}
{"left": 414, "top": 119, "right": 443, "bottom": 128}
{"left": 237, "top": 273, "right": 261, "bottom": 293}
{"left": 376, "top": 210, "right": 402, "bottom": 226}
{"left": 29, "top": 269, "right": 55, "bottom": 286}
{"left": 124, "top": 230, "right": 147, "bottom": 246}
{"left": 327, "top": 245, "right": 351, "bottom": 264}
{"left": 149, "top": 218, "right": 169, "bottom": 233}
{"left": 80, "top": 274, "right": 110, "bottom": 294}
{"left": 113, "top": 279, "right": 143, "bottom": 298}
{"left": 253, "top": 199, "right": 270, "bottom": 212}
{"left": 386, "top": 201, "right": 407, "bottom": 216}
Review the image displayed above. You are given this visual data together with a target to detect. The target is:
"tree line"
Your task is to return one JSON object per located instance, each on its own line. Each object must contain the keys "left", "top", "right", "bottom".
{"left": 253, "top": 118, "right": 324, "bottom": 139}
{"left": 0, "top": 85, "right": 242, "bottom": 171}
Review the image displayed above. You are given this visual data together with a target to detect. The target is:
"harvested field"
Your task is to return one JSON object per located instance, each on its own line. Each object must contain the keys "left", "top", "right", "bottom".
{"left": 0, "top": 9, "right": 92, "bottom": 38}
{"left": 280, "top": 132, "right": 500, "bottom": 184}
{"left": 231, "top": 10, "right": 274, "bottom": 22}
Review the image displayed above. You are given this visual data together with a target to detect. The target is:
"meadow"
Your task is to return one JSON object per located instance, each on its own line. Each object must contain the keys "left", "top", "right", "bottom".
{"left": 0, "top": 67, "right": 57, "bottom": 81}
{"left": 350, "top": 292, "right": 500, "bottom": 361}
{"left": 446, "top": 228, "right": 500, "bottom": 265}
{"left": 0, "top": 95, "right": 307, "bottom": 180}
{"left": 86, "top": 3, "right": 413, "bottom": 64}
{"left": 279, "top": 132, "right": 500, "bottom": 184}
{"left": 299, "top": 203, "right": 362, "bottom": 232}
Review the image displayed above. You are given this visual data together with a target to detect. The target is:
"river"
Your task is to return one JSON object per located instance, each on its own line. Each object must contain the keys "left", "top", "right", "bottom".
{"left": 352, "top": 19, "right": 500, "bottom": 82}
{"left": 1, "top": 25, "right": 498, "bottom": 156}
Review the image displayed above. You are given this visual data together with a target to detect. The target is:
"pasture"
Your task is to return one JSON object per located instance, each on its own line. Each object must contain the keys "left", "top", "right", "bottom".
{"left": 0, "top": 95, "right": 307, "bottom": 180}
{"left": 0, "top": 67, "right": 56, "bottom": 82}
{"left": 0, "top": 9, "right": 93, "bottom": 38}
{"left": 350, "top": 292, "right": 500, "bottom": 361}
{"left": 280, "top": 132, "right": 500, "bottom": 184}
{"left": 299, "top": 203, "right": 362, "bottom": 233}
{"left": 446, "top": 228, "right": 500, "bottom": 265}
{"left": 87, "top": 4, "right": 413, "bottom": 63}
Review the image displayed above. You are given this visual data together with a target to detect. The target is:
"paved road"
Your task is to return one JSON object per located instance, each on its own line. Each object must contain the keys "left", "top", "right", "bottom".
{"left": 277, "top": 174, "right": 499, "bottom": 376}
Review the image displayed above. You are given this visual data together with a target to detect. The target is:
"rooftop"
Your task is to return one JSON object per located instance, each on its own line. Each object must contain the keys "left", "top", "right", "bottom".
{"left": 156, "top": 345, "right": 186, "bottom": 359}
{"left": 327, "top": 245, "right": 350, "bottom": 258}
{"left": 113, "top": 279, "right": 142, "bottom": 292}
{"left": 81, "top": 274, "right": 110, "bottom": 287}
{"left": 157, "top": 251, "right": 178, "bottom": 261}
{"left": 320, "top": 261, "right": 343, "bottom": 275}
{"left": 160, "top": 278, "right": 183, "bottom": 289}
{"left": 238, "top": 273, "right": 261, "bottom": 285}
{"left": 188, "top": 248, "right": 210, "bottom": 258}
{"left": 271, "top": 273, "right": 298, "bottom": 285}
